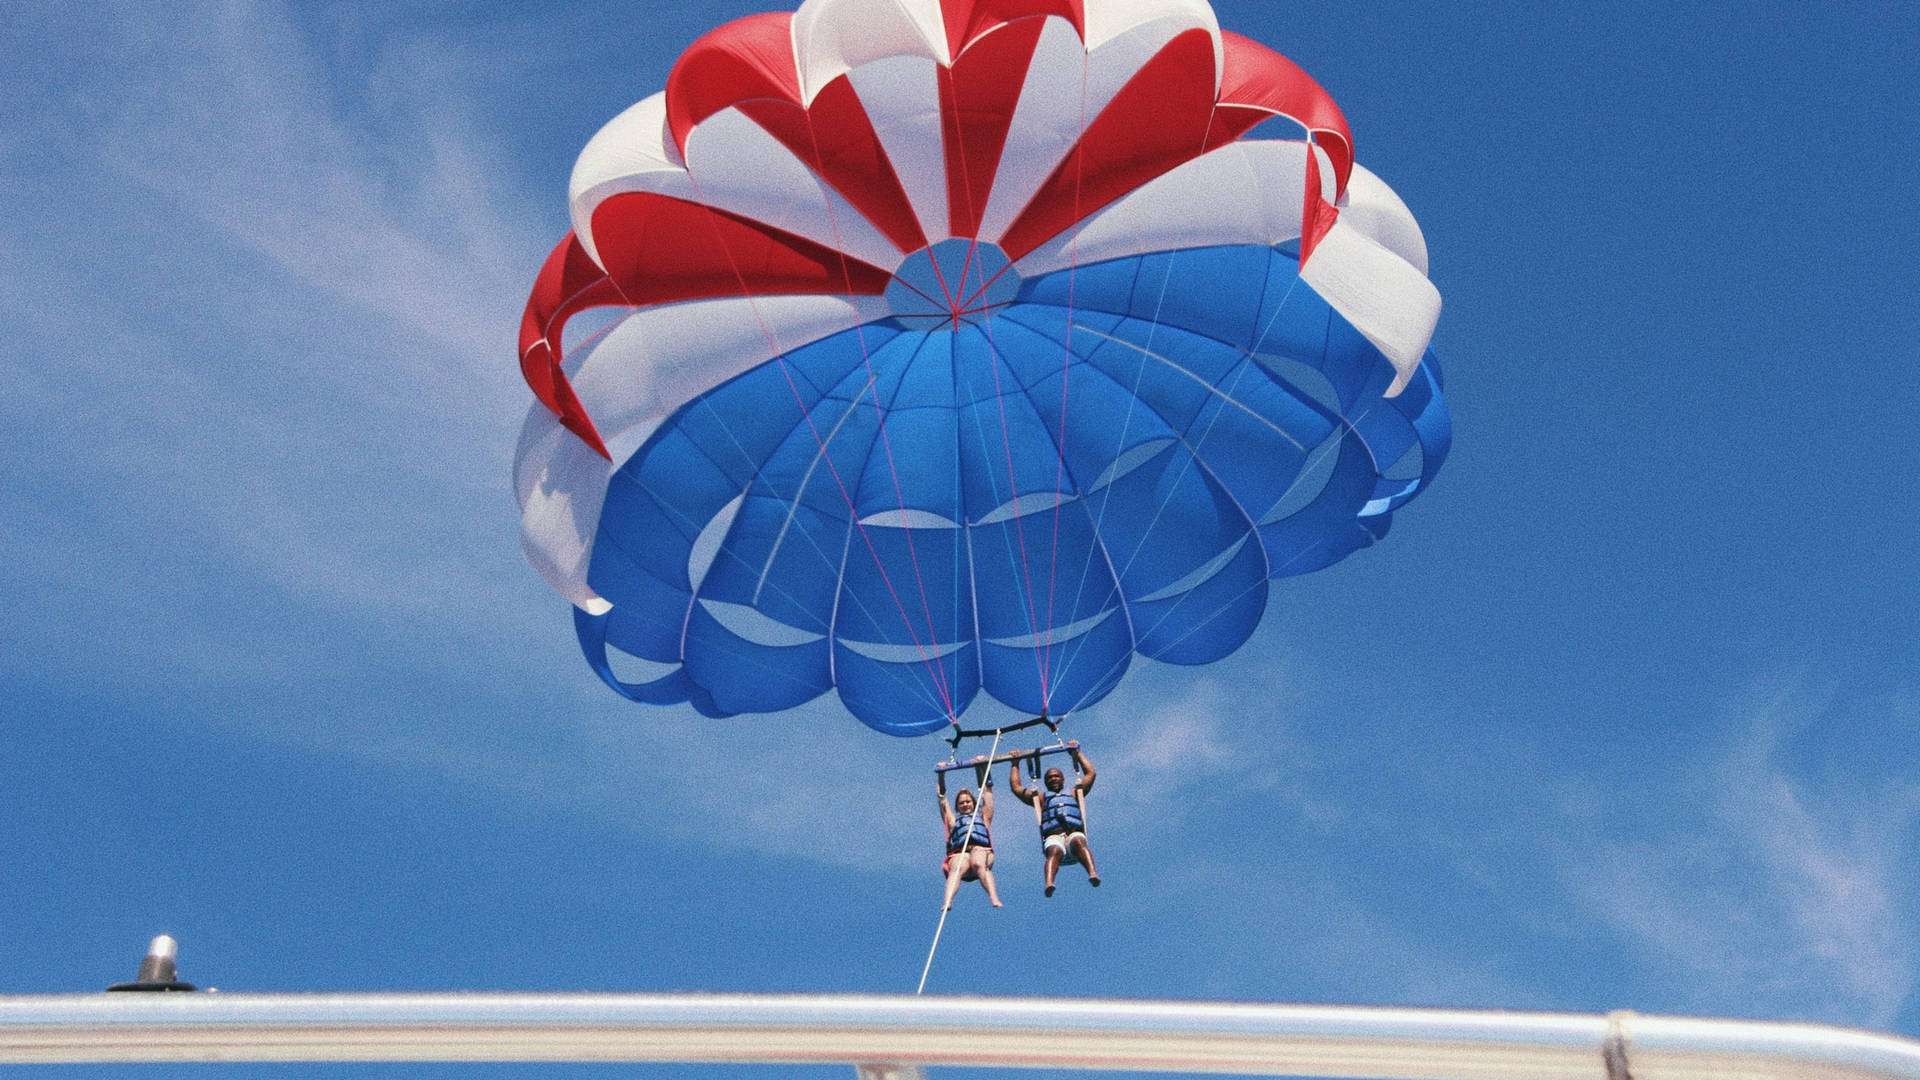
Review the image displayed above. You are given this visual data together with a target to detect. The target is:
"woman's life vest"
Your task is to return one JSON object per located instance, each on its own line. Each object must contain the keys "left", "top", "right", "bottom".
{"left": 948, "top": 810, "right": 991, "bottom": 853}
{"left": 1039, "top": 787, "right": 1083, "bottom": 835}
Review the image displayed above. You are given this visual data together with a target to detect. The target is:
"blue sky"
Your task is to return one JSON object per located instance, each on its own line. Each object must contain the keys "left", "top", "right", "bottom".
{"left": 3, "top": 1, "right": 1918, "bottom": 1077}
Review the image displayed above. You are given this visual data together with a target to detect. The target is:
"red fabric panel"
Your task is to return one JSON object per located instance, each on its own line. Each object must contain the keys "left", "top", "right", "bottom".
{"left": 1299, "top": 143, "right": 1340, "bottom": 264}
{"left": 941, "top": 0, "right": 1082, "bottom": 57}
{"left": 520, "top": 234, "right": 624, "bottom": 458}
{"left": 996, "top": 28, "right": 1219, "bottom": 260}
{"left": 589, "top": 191, "right": 892, "bottom": 305}
{"left": 665, "top": 13, "right": 802, "bottom": 158}
{"left": 938, "top": 16, "right": 1049, "bottom": 239}
{"left": 737, "top": 80, "right": 928, "bottom": 254}
{"left": 1217, "top": 30, "right": 1353, "bottom": 196}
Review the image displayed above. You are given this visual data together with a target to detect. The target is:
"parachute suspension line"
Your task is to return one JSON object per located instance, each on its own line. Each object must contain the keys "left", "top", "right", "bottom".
{"left": 1044, "top": 265, "right": 1304, "bottom": 687}
{"left": 1040, "top": 48, "right": 1096, "bottom": 714}
{"left": 917, "top": 726, "right": 1003, "bottom": 994}
{"left": 683, "top": 408, "right": 952, "bottom": 719}
{"left": 1014, "top": 52, "right": 1119, "bottom": 713}
{"left": 980, "top": 320, "right": 1054, "bottom": 706}
{"left": 1044, "top": 80, "right": 1276, "bottom": 701}
{"left": 1057, "top": 279, "right": 1363, "bottom": 705}
{"left": 800, "top": 112, "right": 962, "bottom": 716}
{"left": 679, "top": 173, "right": 958, "bottom": 723}
{"left": 936, "top": 62, "right": 1054, "bottom": 711}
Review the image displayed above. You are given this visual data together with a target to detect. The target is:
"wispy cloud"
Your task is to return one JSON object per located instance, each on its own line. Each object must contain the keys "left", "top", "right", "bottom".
{"left": 1, "top": 0, "right": 564, "bottom": 661}
{"left": 1559, "top": 686, "right": 1920, "bottom": 1026}
{"left": 84, "top": 1, "right": 537, "bottom": 376}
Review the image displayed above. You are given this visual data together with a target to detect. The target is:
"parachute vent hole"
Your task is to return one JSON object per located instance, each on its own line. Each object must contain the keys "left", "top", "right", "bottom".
{"left": 559, "top": 307, "right": 625, "bottom": 364}
{"left": 1263, "top": 432, "right": 1343, "bottom": 526}
{"left": 1241, "top": 117, "right": 1312, "bottom": 144}
{"left": 1256, "top": 354, "right": 1341, "bottom": 413}
{"left": 603, "top": 642, "right": 680, "bottom": 686}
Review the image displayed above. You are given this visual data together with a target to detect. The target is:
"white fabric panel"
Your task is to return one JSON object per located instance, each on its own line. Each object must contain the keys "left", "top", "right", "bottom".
{"left": 514, "top": 293, "right": 891, "bottom": 610}
{"left": 1339, "top": 164, "right": 1430, "bottom": 275}
{"left": 846, "top": 55, "right": 950, "bottom": 245}
{"left": 1014, "top": 139, "right": 1309, "bottom": 275}
{"left": 976, "top": 14, "right": 1219, "bottom": 245}
{"left": 569, "top": 93, "right": 691, "bottom": 267}
{"left": 1299, "top": 218, "right": 1441, "bottom": 398}
{"left": 1011, "top": 137, "right": 1440, "bottom": 399}
{"left": 515, "top": 408, "right": 615, "bottom": 613}
{"left": 1083, "top": 0, "right": 1222, "bottom": 89}
{"left": 793, "top": 0, "right": 950, "bottom": 104}
{"left": 684, "top": 108, "right": 906, "bottom": 272}
{"left": 569, "top": 293, "right": 892, "bottom": 436}
{"left": 973, "top": 17, "right": 1090, "bottom": 243}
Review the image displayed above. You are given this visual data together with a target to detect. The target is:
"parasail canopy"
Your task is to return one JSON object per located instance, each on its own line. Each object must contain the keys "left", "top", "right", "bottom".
{"left": 514, "top": 0, "right": 1451, "bottom": 736}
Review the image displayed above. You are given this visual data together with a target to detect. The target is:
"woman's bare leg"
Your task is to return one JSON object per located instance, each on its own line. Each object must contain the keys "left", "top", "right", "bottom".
{"left": 971, "top": 849, "right": 1002, "bottom": 907}
{"left": 942, "top": 861, "right": 968, "bottom": 910}
{"left": 1070, "top": 836, "right": 1100, "bottom": 886}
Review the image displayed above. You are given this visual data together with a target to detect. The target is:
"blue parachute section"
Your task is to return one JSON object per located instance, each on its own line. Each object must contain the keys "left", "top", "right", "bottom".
{"left": 574, "top": 244, "right": 1450, "bottom": 736}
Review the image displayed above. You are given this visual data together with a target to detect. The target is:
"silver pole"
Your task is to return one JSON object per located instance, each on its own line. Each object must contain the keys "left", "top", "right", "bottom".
{"left": 1, "top": 993, "right": 1916, "bottom": 1078}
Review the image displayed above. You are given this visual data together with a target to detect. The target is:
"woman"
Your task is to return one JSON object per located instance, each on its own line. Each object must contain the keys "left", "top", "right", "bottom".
{"left": 937, "top": 771, "right": 1003, "bottom": 910}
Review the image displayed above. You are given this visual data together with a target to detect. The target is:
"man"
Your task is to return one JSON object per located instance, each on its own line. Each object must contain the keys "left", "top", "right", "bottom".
{"left": 937, "top": 770, "right": 1002, "bottom": 910}
{"left": 1008, "top": 742, "right": 1100, "bottom": 896}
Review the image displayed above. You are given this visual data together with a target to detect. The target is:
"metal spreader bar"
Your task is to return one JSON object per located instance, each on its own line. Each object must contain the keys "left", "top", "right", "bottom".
{"left": 945, "top": 714, "right": 1057, "bottom": 750}
{"left": 934, "top": 744, "right": 1075, "bottom": 776}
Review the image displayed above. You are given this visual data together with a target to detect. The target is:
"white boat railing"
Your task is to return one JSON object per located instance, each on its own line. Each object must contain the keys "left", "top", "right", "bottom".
{"left": 3, "top": 992, "right": 1919, "bottom": 1079}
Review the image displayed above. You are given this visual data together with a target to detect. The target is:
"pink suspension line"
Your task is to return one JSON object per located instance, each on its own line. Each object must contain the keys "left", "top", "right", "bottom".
{"left": 680, "top": 167, "right": 959, "bottom": 722}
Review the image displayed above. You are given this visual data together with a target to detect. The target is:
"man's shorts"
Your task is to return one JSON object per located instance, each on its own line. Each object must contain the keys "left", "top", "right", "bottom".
{"left": 1042, "top": 831, "right": 1087, "bottom": 855}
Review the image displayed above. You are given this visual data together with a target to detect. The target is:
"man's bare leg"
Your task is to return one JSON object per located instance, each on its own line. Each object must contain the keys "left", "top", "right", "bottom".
{"left": 1043, "top": 847, "right": 1062, "bottom": 896}
{"left": 1069, "top": 836, "right": 1100, "bottom": 886}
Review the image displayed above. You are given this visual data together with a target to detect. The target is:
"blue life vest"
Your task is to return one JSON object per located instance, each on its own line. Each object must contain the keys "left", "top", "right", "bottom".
{"left": 948, "top": 811, "right": 990, "bottom": 853}
{"left": 1040, "top": 788, "right": 1083, "bottom": 835}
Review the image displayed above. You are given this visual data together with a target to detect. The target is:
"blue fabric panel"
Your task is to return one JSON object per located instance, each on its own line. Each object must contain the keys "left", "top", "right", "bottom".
{"left": 981, "top": 606, "right": 1133, "bottom": 719}
{"left": 1258, "top": 424, "right": 1379, "bottom": 578}
{"left": 584, "top": 551, "right": 692, "bottom": 661}
{"left": 888, "top": 328, "right": 957, "bottom": 410}
{"left": 976, "top": 641, "right": 1048, "bottom": 717}
{"left": 953, "top": 331, "right": 1073, "bottom": 523}
{"left": 1370, "top": 352, "right": 1452, "bottom": 515}
{"left": 695, "top": 495, "right": 845, "bottom": 634}
{"left": 987, "top": 314, "right": 1181, "bottom": 489}
{"left": 963, "top": 494, "right": 1121, "bottom": 653}
{"left": 779, "top": 322, "right": 899, "bottom": 398}
{"left": 1122, "top": 247, "right": 1273, "bottom": 351}
{"left": 1250, "top": 262, "right": 1335, "bottom": 368}
{"left": 575, "top": 606, "right": 717, "bottom": 713}
{"left": 1078, "top": 441, "right": 1255, "bottom": 599}
{"left": 673, "top": 373, "right": 820, "bottom": 489}
{"left": 853, "top": 344, "right": 961, "bottom": 522}
{"left": 833, "top": 640, "right": 979, "bottom": 737}
{"left": 1127, "top": 531, "right": 1268, "bottom": 663}
{"left": 1014, "top": 256, "right": 1142, "bottom": 323}
{"left": 681, "top": 603, "right": 832, "bottom": 714}
{"left": 746, "top": 351, "right": 899, "bottom": 525}
{"left": 571, "top": 242, "right": 1451, "bottom": 733}
{"left": 599, "top": 455, "right": 717, "bottom": 589}
{"left": 835, "top": 521, "right": 971, "bottom": 652}
{"left": 1318, "top": 306, "right": 1397, "bottom": 412}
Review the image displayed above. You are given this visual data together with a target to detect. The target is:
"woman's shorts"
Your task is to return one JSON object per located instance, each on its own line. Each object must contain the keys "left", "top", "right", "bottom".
{"left": 942, "top": 848, "right": 991, "bottom": 878}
